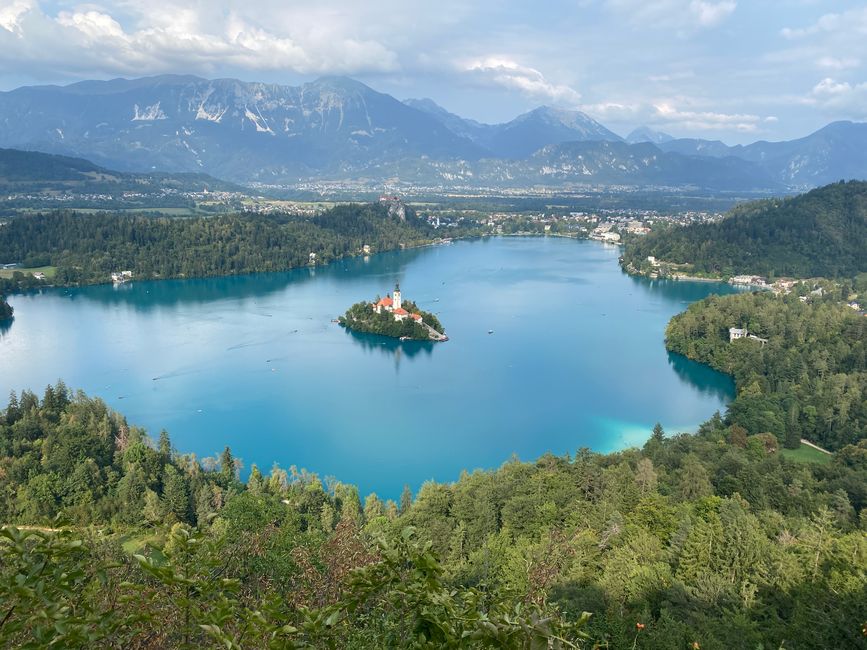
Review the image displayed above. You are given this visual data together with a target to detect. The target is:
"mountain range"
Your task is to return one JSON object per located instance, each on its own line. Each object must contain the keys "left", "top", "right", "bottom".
{"left": 1, "top": 74, "right": 865, "bottom": 192}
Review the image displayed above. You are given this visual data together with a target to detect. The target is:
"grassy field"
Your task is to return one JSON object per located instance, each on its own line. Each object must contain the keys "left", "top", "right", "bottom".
{"left": 781, "top": 442, "right": 833, "bottom": 465}
{"left": 0, "top": 265, "right": 57, "bottom": 279}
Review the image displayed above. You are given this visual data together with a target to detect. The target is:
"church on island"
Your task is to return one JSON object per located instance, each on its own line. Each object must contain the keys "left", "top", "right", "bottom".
{"left": 373, "top": 283, "right": 423, "bottom": 324}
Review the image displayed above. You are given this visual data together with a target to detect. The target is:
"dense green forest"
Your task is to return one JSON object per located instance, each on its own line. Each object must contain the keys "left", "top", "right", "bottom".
{"left": 666, "top": 291, "right": 866, "bottom": 451}
{"left": 1, "top": 384, "right": 866, "bottom": 648}
{"left": 339, "top": 299, "right": 445, "bottom": 340}
{"left": 0, "top": 203, "right": 444, "bottom": 288}
{"left": 0, "top": 295, "right": 11, "bottom": 320}
{"left": 623, "top": 181, "right": 867, "bottom": 278}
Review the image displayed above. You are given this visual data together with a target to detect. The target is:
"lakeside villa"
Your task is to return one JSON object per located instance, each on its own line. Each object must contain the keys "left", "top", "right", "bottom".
{"left": 729, "top": 327, "right": 768, "bottom": 346}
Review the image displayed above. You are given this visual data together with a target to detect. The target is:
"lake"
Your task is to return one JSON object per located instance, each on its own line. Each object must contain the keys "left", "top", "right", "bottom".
{"left": 0, "top": 237, "right": 743, "bottom": 498}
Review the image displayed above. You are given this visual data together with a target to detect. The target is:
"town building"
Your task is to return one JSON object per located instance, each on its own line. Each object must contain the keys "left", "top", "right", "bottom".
{"left": 373, "top": 283, "right": 424, "bottom": 325}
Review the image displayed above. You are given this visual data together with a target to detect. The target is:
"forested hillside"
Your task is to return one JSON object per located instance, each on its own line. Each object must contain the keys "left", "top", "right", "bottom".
{"left": 0, "top": 203, "right": 441, "bottom": 287}
{"left": 1, "top": 384, "right": 866, "bottom": 648}
{"left": 623, "top": 181, "right": 867, "bottom": 278}
{"left": 666, "top": 291, "right": 866, "bottom": 451}
{"left": 0, "top": 147, "right": 240, "bottom": 195}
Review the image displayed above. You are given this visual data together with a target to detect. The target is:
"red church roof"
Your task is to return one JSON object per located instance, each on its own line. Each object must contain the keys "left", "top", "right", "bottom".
{"left": 377, "top": 296, "right": 393, "bottom": 307}
{"left": 410, "top": 313, "right": 422, "bottom": 321}
{"left": 394, "top": 308, "right": 409, "bottom": 316}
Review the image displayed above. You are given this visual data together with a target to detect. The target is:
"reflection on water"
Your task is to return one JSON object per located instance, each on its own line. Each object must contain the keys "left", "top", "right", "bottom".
{"left": 343, "top": 327, "right": 436, "bottom": 373}
{"left": 667, "top": 351, "right": 734, "bottom": 403}
{"left": 0, "top": 317, "right": 12, "bottom": 338}
{"left": 62, "top": 246, "right": 435, "bottom": 312}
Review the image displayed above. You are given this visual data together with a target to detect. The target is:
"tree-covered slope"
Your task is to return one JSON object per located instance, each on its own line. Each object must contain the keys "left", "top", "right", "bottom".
{"left": 624, "top": 181, "right": 867, "bottom": 278}
{"left": 0, "top": 203, "right": 440, "bottom": 286}
{"left": 1, "top": 385, "right": 866, "bottom": 648}
{"left": 666, "top": 291, "right": 867, "bottom": 451}
{"left": 0, "top": 147, "right": 240, "bottom": 194}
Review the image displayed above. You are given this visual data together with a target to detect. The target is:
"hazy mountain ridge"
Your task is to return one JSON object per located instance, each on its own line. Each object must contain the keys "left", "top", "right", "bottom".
{"left": 626, "top": 126, "right": 674, "bottom": 144}
{"left": 0, "top": 147, "right": 240, "bottom": 193}
{"left": 0, "top": 75, "right": 486, "bottom": 181}
{"left": 0, "top": 75, "right": 865, "bottom": 190}
{"left": 657, "top": 122, "right": 867, "bottom": 187}
{"left": 405, "top": 98, "right": 622, "bottom": 158}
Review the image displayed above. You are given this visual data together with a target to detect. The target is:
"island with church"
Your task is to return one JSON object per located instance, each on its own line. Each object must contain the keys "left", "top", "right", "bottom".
{"left": 338, "top": 283, "right": 448, "bottom": 341}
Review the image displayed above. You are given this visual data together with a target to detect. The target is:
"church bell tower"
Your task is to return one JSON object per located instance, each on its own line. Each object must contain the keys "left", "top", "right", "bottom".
{"left": 393, "top": 282, "right": 402, "bottom": 310}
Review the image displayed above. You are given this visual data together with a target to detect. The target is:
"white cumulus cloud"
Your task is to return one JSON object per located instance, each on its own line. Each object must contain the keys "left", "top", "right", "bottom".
{"left": 464, "top": 57, "right": 582, "bottom": 106}
{"left": 0, "top": 0, "right": 400, "bottom": 77}
{"left": 652, "top": 102, "right": 765, "bottom": 132}
{"left": 0, "top": 0, "right": 31, "bottom": 35}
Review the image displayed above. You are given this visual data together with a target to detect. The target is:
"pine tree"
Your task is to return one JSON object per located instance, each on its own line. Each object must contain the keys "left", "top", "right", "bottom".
{"left": 364, "top": 493, "right": 384, "bottom": 523}
{"left": 219, "top": 446, "right": 236, "bottom": 486}
{"left": 158, "top": 430, "right": 172, "bottom": 461}
{"left": 247, "top": 464, "right": 265, "bottom": 494}
{"left": 399, "top": 484, "right": 413, "bottom": 515}
{"left": 5, "top": 390, "right": 19, "bottom": 423}
{"left": 162, "top": 465, "right": 191, "bottom": 523}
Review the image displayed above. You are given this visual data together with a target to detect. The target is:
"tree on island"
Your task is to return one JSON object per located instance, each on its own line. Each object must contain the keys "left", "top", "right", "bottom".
{"left": 0, "top": 296, "right": 13, "bottom": 320}
{"left": 338, "top": 293, "right": 445, "bottom": 341}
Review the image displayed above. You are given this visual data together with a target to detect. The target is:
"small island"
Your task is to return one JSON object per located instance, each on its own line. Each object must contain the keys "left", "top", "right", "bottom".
{"left": 338, "top": 283, "right": 447, "bottom": 341}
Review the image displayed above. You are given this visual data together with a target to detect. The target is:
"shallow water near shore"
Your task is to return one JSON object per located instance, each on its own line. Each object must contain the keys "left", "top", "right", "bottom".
{"left": 1, "top": 237, "right": 743, "bottom": 497}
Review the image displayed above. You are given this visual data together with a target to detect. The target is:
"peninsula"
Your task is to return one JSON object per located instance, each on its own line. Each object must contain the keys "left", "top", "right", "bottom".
{"left": 338, "top": 283, "right": 447, "bottom": 341}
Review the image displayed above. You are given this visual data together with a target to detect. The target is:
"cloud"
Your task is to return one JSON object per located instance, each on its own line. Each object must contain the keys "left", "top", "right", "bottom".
{"left": 781, "top": 12, "right": 846, "bottom": 40}
{"left": 816, "top": 56, "right": 860, "bottom": 71}
{"left": 0, "top": 0, "right": 400, "bottom": 77}
{"left": 689, "top": 1, "right": 736, "bottom": 28}
{"left": 464, "top": 57, "right": 582, "bottom": 106}
{"left": 651, "top": 102, "right": 765, "bottom": 132}
{"left": 806, "top": 77, "right": 867, "bottom": 118}
{"left": 604, "top": 0, "right": 736, "bottom": 29}
{"left": 0, "top": 0, "right": 31, "bottom": 35}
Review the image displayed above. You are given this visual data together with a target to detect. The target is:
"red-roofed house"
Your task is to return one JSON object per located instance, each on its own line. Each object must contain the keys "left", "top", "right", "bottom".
{"left": 373, "top": 295, "right": 394, "bottom": 313}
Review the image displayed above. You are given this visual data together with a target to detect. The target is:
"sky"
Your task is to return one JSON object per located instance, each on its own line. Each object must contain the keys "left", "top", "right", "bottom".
{"left": 0, "top": 0, "right": 865, "bottom": 143}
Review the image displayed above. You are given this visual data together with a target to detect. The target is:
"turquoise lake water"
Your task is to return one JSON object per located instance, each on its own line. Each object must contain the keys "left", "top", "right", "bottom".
{"left": 0, "top": 237, "right": 743, "bottom": 497}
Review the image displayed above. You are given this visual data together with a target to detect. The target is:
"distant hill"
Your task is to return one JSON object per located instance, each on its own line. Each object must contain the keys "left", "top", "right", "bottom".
{"left": 0, "top": 147, "right": 240, "bottom": 194}
{"left": 624, "top": 180, "right": 867, "bottom": 278}
{"left": 658, "top": 122, "right": 867, "bottom": 187}
{"left": 626, "top": 126, "right": 674, "bottom": 144}
{"left": 0, "top": 147, "right": 104, "bottom": 182}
